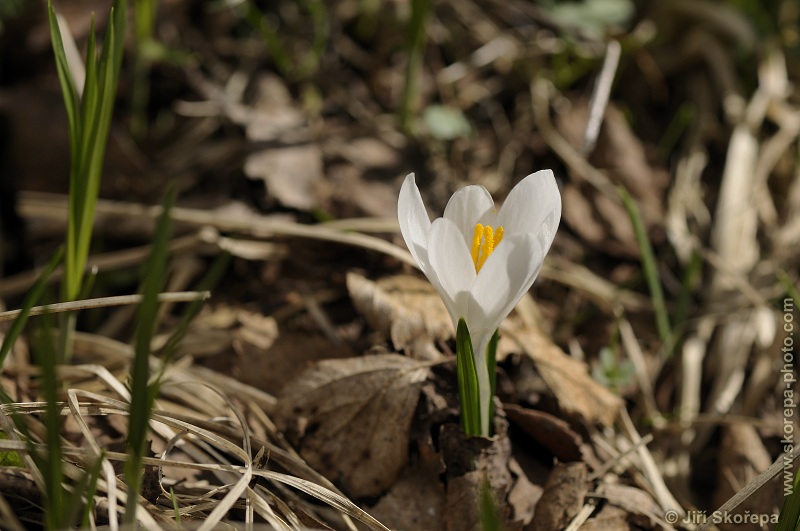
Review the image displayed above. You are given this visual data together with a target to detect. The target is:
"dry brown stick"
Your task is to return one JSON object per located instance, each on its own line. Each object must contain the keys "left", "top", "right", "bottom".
{"left": 0, "top": 291, "right": 210, "bottom": 323}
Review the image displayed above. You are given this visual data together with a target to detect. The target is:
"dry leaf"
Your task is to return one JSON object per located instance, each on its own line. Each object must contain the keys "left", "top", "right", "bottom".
{"left": 504, "top": 404, "right": 584, "bottom": 462}
{"left": 240, "top": 74, "right": 324, "bottom": 210}
{"left": 593, "top": 483, "right": 668, "bottom": 530}
{"left": 231, "top": 331, "right": 356, "bottom": 398}
{"left": 347, "top": 273, "right": 451, "bottom": 360}
{"left": 503, "top": 322, "right": 623, "bottom": 427}
{"left": 274, "top": 354, "right": 429, "bottom": 498}
{"left": 369, "top": 463, "right": 446, "bottom": 531}
{"left": 507, "top": 457, "right": 542, "bottom": 527}
{"left": 579, "top": 504, "right": 632, "bottom": 531}
{"left": 245, "top": 145, "right": 324, "bottom": 210}
{"left": 556, "top": 99, "right": 668, "bottom": 258}
{"left": 527, "top": 462, "right": 589, "bottom": 531}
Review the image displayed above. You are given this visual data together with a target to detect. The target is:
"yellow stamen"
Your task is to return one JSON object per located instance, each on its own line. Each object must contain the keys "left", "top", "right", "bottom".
{"left": 471, "top": 224, "right": 483, "bottom": 266}
{"left": 471, "top": 223, "right": 504, "bottom": 273}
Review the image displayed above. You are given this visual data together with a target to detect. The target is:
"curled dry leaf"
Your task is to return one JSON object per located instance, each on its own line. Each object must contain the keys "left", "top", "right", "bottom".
{"left": 274, "top": 354, "right": 429, "bottom": 498}
{"left": 504, "top": 404, "right": 585, "bottom": 463}
{"left": 347, "top": 273, "right": 451, "bottom": 360}
{"left": 502, "top": 322, "right": 623, "bottom": 427}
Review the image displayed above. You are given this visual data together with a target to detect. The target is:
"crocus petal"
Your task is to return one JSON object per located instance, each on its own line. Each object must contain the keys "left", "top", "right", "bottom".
{"left": 427, "top": 217, "right": 477, "bottom": 323}
{"left": 497, "top": 169, "right": 561, "bottom": 252}
{"left": 398, "top": 174, "right": 433, "bottom": 274}
{"left": 468, "top": 233, "right": 544, "bottom": 337}
{"left": 443, "top": 184, "right": 495, "bottom": 245}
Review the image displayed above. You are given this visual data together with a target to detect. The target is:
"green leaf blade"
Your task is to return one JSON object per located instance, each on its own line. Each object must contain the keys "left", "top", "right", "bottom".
{"left": 456, "top": 318, "right": 482, "bottom": 437}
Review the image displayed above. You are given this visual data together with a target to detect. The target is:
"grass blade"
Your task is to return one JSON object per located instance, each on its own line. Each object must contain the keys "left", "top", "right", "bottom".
{"left": 47, "top": 1, "right": 80, "bottom": 165}
{"left": 124, "top": 186, "right": 175, "bottom": 525}
{"left": 0, "top": 248, "right": 63, "bottom": 403}
{"left": 29, "top": 313, "right": 65, "bottom": 528}
{"left": 400, "top": 0, "right": 432, "bottom": 132}
{"left": 156, "top": 252, "right": 230, "bottom": 375}
{"left": 619, "top": 186, "right": 673, "bottom": 351}
{"left": 775, "top": 470, "right": 800, "bottom": 531}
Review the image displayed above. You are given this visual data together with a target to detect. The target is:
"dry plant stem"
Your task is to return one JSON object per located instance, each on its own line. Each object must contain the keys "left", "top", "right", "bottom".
{"left": 618, "top": 317, "right": 662, "bottom": 426}
{"left": 0, "top": 230, "right": 204, "bottom": 298}
{"left": 54, "top": 333, "right": 361, "bottom": 528}
{"left": 674, "top": 326, "right": 710, "bottom": 486}
{"left": 0, "top": 291, "right": 209, "bottom": 323}
{"left": 695, "top": 443, "right": 800, "bottom": 531}
{"left": 530, "top": 77, "right": 620, "bottom": 202}
{"left": 618, "top": 408, "right": 683, "bottom": 516}
{"left": 17, "top": 191, "right": 416, "bottom": 266}
{"left": 542, "top": 256, "right": 650, "bottom": 312}
{"left": 564, "top": 501, "right": 596, "bottom": 531}
{"left": 12, "top": 193, "right": 636, "bottom": 313}
{"left": 0, "top": 491, "right": 25, "bottom": 531}
{"left": 581, "top": 40, "right": 621, "bottom": 156}
{"left": 588, "top": 433, "right": 653, "bottom": 481}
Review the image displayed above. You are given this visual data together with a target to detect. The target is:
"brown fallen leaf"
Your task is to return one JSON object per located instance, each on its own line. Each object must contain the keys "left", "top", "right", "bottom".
{"left": 347, "top": 273, "right": 451, "bottom": 360}
{"left": 504, "top": 404, "right": 584, "bottom": 463}
{"left": 507, "top": 457, "right": 543, "bottom": 527}
{"left": 369, "top": 462, "right": 447, "bottom": 531}
{"left": 238, "top": 74, "right": 324, "bottom": 210}
{"left": 502, "top": 321, "right": 623, "bottom": 427}
{"left": 527, "top": 462, "right": 589, "bottom": 531}
{"left": 274, "top": 354, "right": 429, "bottom": 498}
{"left": 579, "top": 503, "right": 632, "bottom": 531}
{"left": 593, "top": 482, "right": 669, "bottom": 530}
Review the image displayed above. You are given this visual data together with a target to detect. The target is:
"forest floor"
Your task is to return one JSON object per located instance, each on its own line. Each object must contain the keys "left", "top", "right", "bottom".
{"left": 0, "top": 0, "right": 799, "bottom": 529}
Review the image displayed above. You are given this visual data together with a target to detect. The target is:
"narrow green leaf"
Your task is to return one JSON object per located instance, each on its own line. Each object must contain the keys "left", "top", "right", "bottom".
{"left": 456, "top": 318, "right": 481, "bottom": 437}
{"left": 619, "top": 186, "right": 673, "bottom": 351}
{"left": 65, "top": 454, "right": 104, "bottom": 529}
{"left": 778, "top": 270, "right": 800, "bottom": 304}
{"left": 0, "top": 248, "right": 63, "bottom": 388}
{"left": 672, "top": 249, "right": 702, "bottom": 333}
{"left": 124, "top": 186, "right": 175, "bottom": 525}
{"left": 486, "top": 329, "right": 499, "bottom": 429}
{"left": 29, "top": 313, "right": 66, "bottom": 528}
{"left": 400, "top": 0, "right": 432, "bottom": 132}
{"left": 775, "top": 469, "right": 800, "bottom": 531}
{"left": 47, "top": 1, "right": 80, "bottom": 164}
{"left": 156, "top": 252, "right": 230, "bottom": 379}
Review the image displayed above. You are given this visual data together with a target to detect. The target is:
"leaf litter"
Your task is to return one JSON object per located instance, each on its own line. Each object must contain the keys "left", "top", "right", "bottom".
{"left": 1, "top": 0, "right": 799, "bottom": 529}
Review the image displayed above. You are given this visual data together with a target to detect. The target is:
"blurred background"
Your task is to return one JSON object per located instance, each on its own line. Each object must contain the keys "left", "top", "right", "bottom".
{"left": 0, "top": 0, "right": 798, "bottom": 528}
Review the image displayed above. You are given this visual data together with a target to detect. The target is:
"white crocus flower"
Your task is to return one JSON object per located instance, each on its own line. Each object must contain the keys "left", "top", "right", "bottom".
{"left": 398, "top": 170, "right": 561, "bottom": 435}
